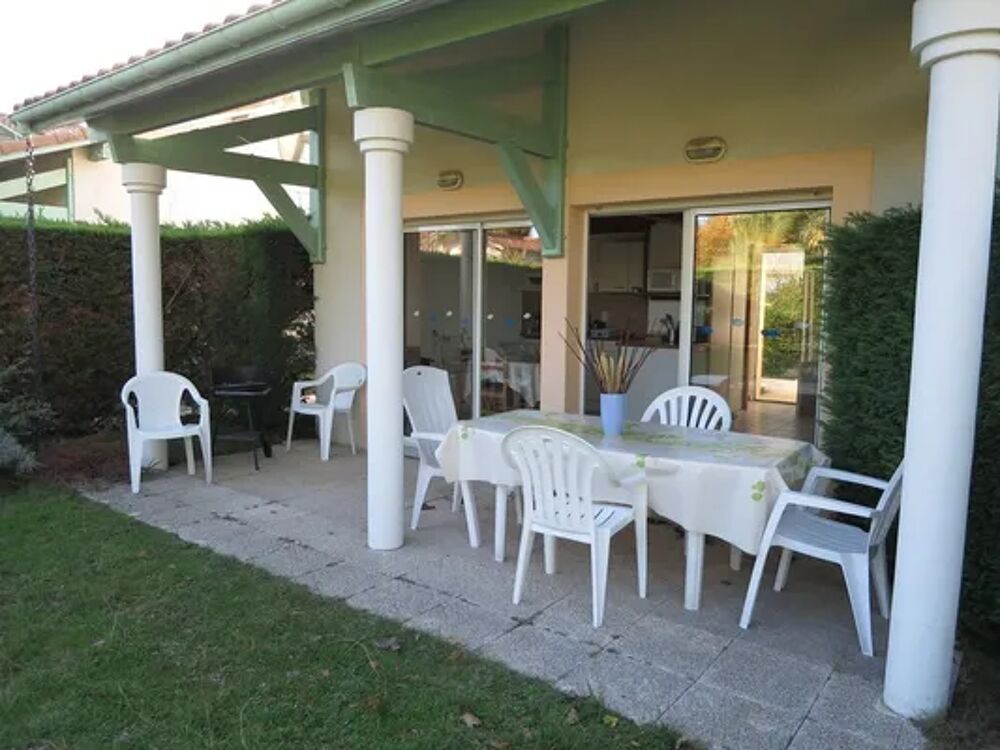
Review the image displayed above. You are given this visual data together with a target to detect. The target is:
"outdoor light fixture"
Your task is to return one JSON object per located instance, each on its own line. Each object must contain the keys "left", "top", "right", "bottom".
{"left": 683, "top": 136, "right": 727, "bottom": 163}
{"left": 437, "top": 169, "right": 464, "bottom": 190}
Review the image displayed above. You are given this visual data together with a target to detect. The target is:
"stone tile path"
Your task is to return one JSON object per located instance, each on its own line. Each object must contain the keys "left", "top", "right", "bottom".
{"left": 84, "top": 443, "right": 925, "bottom": 750}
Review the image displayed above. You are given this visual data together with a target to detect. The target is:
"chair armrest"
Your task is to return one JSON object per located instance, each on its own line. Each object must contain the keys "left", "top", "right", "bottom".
{"left": 778, "top": 490, "right": 876, "bottom": 519}
{"left": 616, "top": 471, "right": 647, "bottom": 489}
{"left": 411, "top": 431, "right": 447, "bottom": 444}
{"left": 802, "top": 466, "right": 889, "bottom": 495}
{"left": 195, "top": 395, "right": 211, "bottom": 426}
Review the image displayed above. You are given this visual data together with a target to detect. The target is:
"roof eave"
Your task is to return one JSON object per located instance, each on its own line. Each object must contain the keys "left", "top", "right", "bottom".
{"left": 9, "top": 0, "right": 439, "bottom": 133}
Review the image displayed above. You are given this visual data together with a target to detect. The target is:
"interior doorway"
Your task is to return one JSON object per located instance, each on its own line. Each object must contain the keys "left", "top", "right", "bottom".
{"left": 689, "top": 206, "right": 828, "bottom": 441}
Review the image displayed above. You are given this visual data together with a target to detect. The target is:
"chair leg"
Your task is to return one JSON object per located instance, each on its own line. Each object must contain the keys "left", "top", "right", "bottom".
{"left": 842, "top": 555, "right": 874, "bottom": 657}
{"left": 729, "top": 545, "right": 743, "bottom": 572}
{"left": 184, "top": 437, "right": 195, "bottom": 475}
{"left": 451, "top": 481, "right": 461, "bottom": 512}
{"left": 494, "top": 485, "right": 508, "bottom": 563}
{"left": 285, "top": 408, "right": 295, "bottom": 451}
{"left": 318, "top": 413, "right": 332, "bottom": 462}
{"left": 346, "top": 412, "right": 357, "bottom": 455}
{"left": 544, "top": 534, "right": 557, "bottom": 575}
{"left": 774, "top": 549, "right": 793, "bottom": 591}
{"left": 410, "top": 462, "right": 433, "bottom": 530}
{"left": 200, "top": 428, "right": 213, "bottom": 484}
{"left": 513, "top": 487, "right": 523, "bottom": 525}
{"left": 739, "top": 545, "right": 772, "bottom": 629}
{"left": 871, "top": 544, "right": 891, "bottom": 619}
{"left": 635, "top": 504, "right": 648, "bottom": 599}
{"left": 512, "top": 525, "right": 535, "bottom": 605}
{"left": 591, "top": 533, "right": 611, "bottom": 628}
{"left": 128, "top": 437, "right": 143, "bottom": 494}
{"left": 460, "top": 481, "right": 481, "bottom": 548}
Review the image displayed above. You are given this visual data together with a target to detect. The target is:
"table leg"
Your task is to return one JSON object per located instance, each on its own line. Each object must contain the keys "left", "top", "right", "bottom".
{"left": 544, "top": 534, "right": 557, "bottom": 575}
{"left": 729, "top": 546, "right": 743, "bottom": 572}
{"left": 460, "top": 481, "right": 481, "bottom": 548}
{"left": 494, "top": 485, "right": 508, "bottom": 563}
{"left": 684, "top": 531, "right": 705, "bottom": 611}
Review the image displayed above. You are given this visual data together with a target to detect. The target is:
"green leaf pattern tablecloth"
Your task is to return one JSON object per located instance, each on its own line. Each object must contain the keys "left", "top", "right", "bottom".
{"left": 436, "top": 410, "right": 827, "bottom": 554}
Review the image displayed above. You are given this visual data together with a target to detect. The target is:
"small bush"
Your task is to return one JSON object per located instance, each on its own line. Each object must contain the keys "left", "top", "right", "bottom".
{"left": 0, "top": 362, "right": 52, "bottom": 476}
{"left": 823, "top": 187, "right": 1000, "bottom": 640}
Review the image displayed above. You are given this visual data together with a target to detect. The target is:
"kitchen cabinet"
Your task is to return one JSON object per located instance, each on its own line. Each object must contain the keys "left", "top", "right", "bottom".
{"left": 589, "top": 233, "right": 646, "bottom": 293}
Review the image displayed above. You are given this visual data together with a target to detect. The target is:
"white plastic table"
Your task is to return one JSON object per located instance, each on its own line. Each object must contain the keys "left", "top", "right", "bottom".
{"left": 436, "top": 410, "right": 826, "bottom": 610}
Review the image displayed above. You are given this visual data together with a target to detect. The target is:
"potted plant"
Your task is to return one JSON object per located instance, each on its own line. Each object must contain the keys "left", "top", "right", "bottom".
{"left": 561, "top": 321, "right": 654, "bottom": 436}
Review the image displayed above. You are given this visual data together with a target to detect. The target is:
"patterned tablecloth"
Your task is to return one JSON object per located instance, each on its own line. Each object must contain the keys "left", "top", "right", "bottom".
{"left": 436, "top": 410, "right": 827, "bottom": 554}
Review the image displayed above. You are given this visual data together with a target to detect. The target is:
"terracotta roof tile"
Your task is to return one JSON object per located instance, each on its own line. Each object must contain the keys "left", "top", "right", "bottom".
{"left": 13, "top": 0, "right": 288, "bottom": 112}
{"left": 0, "top": 124, "right": 89, "bottom": 156}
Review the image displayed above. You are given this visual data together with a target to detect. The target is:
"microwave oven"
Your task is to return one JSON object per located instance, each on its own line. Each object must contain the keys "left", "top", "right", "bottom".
{"left": 647, "top": 268, "right": 681, "bottom": 293}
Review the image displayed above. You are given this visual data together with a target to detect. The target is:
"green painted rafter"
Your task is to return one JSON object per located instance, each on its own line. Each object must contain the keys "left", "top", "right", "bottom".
{"left": 343, "top": 25, "right": 569, "bottom": 256}
{"left": 0, "top": 167, "right": 68, "bottom": 201}
{"left": 107, "top": 101, "right": 327, "bottom": 262}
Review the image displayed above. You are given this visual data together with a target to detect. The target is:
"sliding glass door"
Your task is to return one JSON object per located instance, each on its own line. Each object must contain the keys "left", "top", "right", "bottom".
{"left": 404, "top": 221, "right": 542, "bottom": 422}
{"left": 689, "top": 206, "right": 828, "bottom": 441}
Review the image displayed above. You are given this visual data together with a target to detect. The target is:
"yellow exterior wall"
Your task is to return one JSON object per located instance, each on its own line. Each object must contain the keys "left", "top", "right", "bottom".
{"left": 345, "top": 0, "right": 929, "bottom": 414}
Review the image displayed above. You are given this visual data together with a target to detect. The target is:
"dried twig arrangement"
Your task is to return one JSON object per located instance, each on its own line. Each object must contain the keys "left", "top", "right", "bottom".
{"left": 560, "top": 320, "right": 656, "bottom": 394}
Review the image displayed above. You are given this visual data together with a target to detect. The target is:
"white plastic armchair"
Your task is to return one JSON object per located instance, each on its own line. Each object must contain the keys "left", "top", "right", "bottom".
{"left": 121, "top": 371, "right": 212, "bottom": 494}
{"left": 739, "top": 462, "right": 904, "bottom": 656}
{"left": 502, "top": 426, "right": 650, "bottom": 628}
{"left": 286, "top": 362, "right": 366, "bottom": 460}
{"left": 641, "top": 385, "right": 732, "bottom": 431}
{"left": 403, "top": 366, "right": 470, "bottom": 538}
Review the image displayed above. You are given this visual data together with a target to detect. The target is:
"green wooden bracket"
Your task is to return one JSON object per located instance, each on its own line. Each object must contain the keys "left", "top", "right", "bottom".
{"left": 496, "top": 26, "right": 568, "bottom": 257}
{"left": 343, "top": 62, "right": 555, "bottom": 158}
{"left": 0, "top": 167, "right": 68, "bottom": 201}
{"left": 107, "top": 101, "right": 327, "bottom": 262}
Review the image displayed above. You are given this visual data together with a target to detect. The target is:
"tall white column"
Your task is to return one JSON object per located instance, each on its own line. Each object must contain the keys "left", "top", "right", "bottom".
{"left": 122, "top": 162, "right": 168, "bottom": 469}
{"left": 354, "top": 108, "right": 414, "bottom": 550}
{"left": 885, "top": 0, "right": 1000, "bottom": 719}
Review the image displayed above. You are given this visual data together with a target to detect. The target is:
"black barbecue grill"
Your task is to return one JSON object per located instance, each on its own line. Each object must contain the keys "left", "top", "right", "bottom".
{"left": 211, "top": 365, "right": 273, "bottom": 470}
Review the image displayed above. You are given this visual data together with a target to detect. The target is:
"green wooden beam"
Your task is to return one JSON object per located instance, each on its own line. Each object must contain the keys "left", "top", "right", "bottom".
{"left": 306, "top": 88, "right": 327, "bottom": 263}
{"left": 495, "top": 25, "right": 568, "bottom": 257}
{"left": 109, "top": 134, "right": 319, "bottom": 188}
{"left": 496, "top": 143, "right": 558, "bottom": 250}
{"left": 0, "top": 167, "right": 67, "bottom": 201}
{"left": 255, "top": 179, "right": 317, "bottom": 259}
{"left": 154, "top": 106, "right": 321, "bottom": 153}
{"left": 343, "top": 62, "right": 554, "bottom": 158}
{"left": 87, "top": 0, "right": 612, "bottom": 137}
{"left": 406, "top": 54, "right": 550, "bottom": 98}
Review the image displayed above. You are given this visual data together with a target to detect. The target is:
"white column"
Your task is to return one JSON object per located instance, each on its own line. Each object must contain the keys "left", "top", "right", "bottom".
{"left": 885, "top": 0, "right": 1000, "bottom": 719}
{"left": 122, "top": 162, "right": 168, "bottom": 469}
{"left": 354, "top": 107, "right": 414, "bottom": 551}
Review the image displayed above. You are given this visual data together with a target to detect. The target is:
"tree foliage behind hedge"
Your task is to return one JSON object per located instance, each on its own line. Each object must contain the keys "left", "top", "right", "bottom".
{"left": 0, "top": 218, "right": 314, "bottom": 434}
{"left": 823, "top": 189, "right": 999, "bottom": 639}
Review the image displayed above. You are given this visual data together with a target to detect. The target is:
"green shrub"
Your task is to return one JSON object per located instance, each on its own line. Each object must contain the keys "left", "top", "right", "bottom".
{"left": 0, "top": 217, "right": 314, "bottom": 435}
{"left": 0, "top": 362, "right": 52, "bottom": 476}
{"left": 823, "top": 188, "right": 999, "bottom": 640}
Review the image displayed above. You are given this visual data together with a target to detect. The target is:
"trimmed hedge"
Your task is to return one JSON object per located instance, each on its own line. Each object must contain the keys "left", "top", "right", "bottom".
{"left": 823, "top": 188, "right": 999, "bottom": 640}
{"left": 0, "top": 218, "right": 314, "bottom": 434}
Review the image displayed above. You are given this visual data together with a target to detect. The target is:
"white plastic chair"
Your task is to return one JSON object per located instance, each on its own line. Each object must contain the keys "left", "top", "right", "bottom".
{"left": 642, "top": 385, "right": 742, "bottom": 578}
{"left": 641, "top": 385, "right": 732, "bottom": 431}
{"left": 502, "top": 426, "right": 649, "bottom": 628}
{"left": 403, "top": 366, "right": 473, "bottom": 542}
{"left": 286, "top": 362, "right": 366, "bottom": 461}
{"left": 121, "top": 371, "right": 212, "bottom": 494}
{"left": 739, "top": 463, "right": 904, "bottom": 656}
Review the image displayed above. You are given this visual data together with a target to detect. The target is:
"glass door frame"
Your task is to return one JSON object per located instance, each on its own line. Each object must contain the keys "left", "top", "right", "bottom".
{"left": 677, "top": 199, "right": 832, "bottom": 443}
{"left": 403, "top": 217, "right": 536, "bottom": 422}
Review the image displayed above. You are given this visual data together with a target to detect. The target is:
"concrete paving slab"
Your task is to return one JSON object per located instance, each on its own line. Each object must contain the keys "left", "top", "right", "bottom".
{"left": 788, "top": 718, "right": 884, "bottom": 750}
{"left": 699, "top": 639, "right": 831, "bottom": 713}
{"left": 407, "top": 599, "right": 518, "bottom": 650}
{"left": 480, "top": 624, "right": 599, "bottom": 683}
{"left": 251, "top": 541, "right": 337, "bottom": 578}
{"left": 809, "top": 671, "right": 908, "bottom": 747}
{"left": 660, "top": 682, "right": 802, "bottom": 750}
{"left": 346, "top": 578, "right": 447, "bottom": 621}
{"left": 294, "top": 562, "right": 383, "bottom": 600}
{"left": 612, "top": 614, "right": 731, "bottom": 680}
{"left": 557, "top": 650, "right": 692, "bottom": 725}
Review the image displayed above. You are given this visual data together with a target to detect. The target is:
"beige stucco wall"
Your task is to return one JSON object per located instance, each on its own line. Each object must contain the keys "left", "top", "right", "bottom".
{"left": 383, "top": 0, "right": 929, "bottom": 412}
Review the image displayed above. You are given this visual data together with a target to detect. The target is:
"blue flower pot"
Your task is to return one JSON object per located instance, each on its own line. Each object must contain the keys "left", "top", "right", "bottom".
{"left": 600, "top": 393, "right": 627, "bottom": 437}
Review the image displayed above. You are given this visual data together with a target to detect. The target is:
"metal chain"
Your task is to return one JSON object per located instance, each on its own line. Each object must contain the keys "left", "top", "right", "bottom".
{"left": 24, "top": 135, "right": 43, "bottom": 448}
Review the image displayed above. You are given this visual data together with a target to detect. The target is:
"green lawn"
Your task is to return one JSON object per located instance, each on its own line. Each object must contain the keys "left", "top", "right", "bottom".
{"left": 0, "top": 485, "right": 682, "bottom": 749}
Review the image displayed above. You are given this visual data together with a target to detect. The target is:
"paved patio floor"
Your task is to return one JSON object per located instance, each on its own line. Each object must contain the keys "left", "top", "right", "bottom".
{"left": 84, "top": 442, "right": 925, "bottom": 750}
